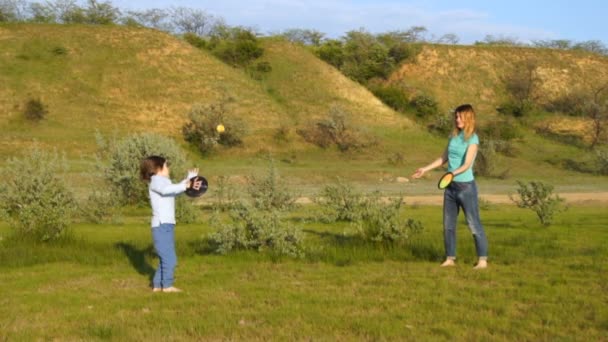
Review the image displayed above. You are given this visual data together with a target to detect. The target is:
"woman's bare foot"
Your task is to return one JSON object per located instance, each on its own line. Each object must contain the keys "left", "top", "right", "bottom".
{"left": 162, "top": 286, "right": 182, "bottom": 293}
{"left": 473, "top": 259, "right": 488, "bottom": 269}
{"left": 152, "top": 288, "right": 162, "bottom": 292}
{"left": 440, "top": 259, "right": 456, "bottom": 267}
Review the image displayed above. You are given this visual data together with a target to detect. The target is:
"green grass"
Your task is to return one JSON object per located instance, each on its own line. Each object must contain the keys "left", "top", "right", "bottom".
{"left": 1, "top": 204, "right": 607, "bottom": 340}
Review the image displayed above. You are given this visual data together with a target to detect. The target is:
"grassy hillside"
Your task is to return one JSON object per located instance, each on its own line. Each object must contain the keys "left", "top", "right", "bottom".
{"left": 0, "top": 24, "right": 295, "bottom": 155}
{"left": 0, "top": 24, "right": 606, "bottom": 193}
{"left": 389, "top": 44, "right": 608, "bottom": 116}
{"left": 258, "top": 38, "right": 408, "bottom": 127}
{"left": 0, "top": 24, "right": 409, "bottom": 158}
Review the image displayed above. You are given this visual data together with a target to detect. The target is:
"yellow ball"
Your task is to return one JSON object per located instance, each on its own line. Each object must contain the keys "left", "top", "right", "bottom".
{"left": 216, "top": 124, "right": 225, "bottom": 133}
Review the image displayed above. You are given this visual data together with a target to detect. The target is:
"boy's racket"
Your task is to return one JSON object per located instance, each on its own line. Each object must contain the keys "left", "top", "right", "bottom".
{"left": 437, "top": 172, "right": 454, "bottom": 190}
{"left": 185, "top": 176, "right": 208, "bottom": 197}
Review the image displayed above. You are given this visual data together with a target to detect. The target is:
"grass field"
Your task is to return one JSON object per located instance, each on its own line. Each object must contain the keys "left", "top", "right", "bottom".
{"left": 1, "top": 204, "right": 607, "bottom": 341}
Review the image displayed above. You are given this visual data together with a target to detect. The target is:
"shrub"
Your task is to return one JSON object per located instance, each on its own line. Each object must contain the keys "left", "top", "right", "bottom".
{"left": 208, "top": 26, "right": 264, "bottom": 67}
{"left": 51, "top": 46, "right": 68, "bottom": 56}
{"left": 77, "top": 190, "right": 123, "bottom": 224}
{"left": 297, "top": 106, "right": 377, "bottom": 152}
{"left": 247, "top": 160, "right": 296, "bottom": 212}
{"left": 596, "top": 148, "right": 608, "bottom": 175}
{"left": 510, "top": 181, "right": 566, "bottom": 226}
{"left": 315, "top": 179, "right": 367, "bottom": 223}
{"left": 183, "top": 32, "right": 207, "bottom": 49}
{"left": 427, "top": 113, "right": 453, "bottom": 136}
{"left": 474, "top": 139, "right": 497, "bottom": 177}
{"left": 175, "top": 196, "right": 200, "bottom": 224}
{"left": 410, "top": 94, "right": 438, "bottom": 118}
{"left": 0, "top": 148, "right": 76, "bottom": 241}
{"left": 387, "top": 152, "right": 405, "bottom": 166}
{"left": 23, "top": 98, "right": 48, "bottom": 121}
{"left": 209, "top": 203, "right": 304, "bottom": 257}
{"left": 543, "top": 92, "right": 588, "bottom": 116}
{"left": 370, "top": 85, "right": 410, "bottom": 113}
{"left": 356, "top": 198, "right": 424, "bottom": 244}
{"left": 497, "top": 100, "right": 536, "bottom": 118}
{"left": 255, "top": 61, "right": 272, "bottom": 73}
{"left": 182, "top": 102, "right": 247, "bottom": 155}
{"left": 212, "top": 175, "right": 237, "bottom": 212}
{"left": 101, "top": 132, "right": 188, "bottom": 206}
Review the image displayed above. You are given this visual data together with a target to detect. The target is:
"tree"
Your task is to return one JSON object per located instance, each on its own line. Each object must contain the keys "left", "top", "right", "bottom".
{"left": 499, "top": 59, "right": 540, "bottom": 117}
{"left": 585, "top": 83, "right": 608, "bottom": 148}
{"left": 29, "top": 2, "right": 57, "bottom": 22}
{"left": 83, "top": 0, "right": 119, "bottom": 25}
{"left": 282, "top": 28, "right": 325, "bottom": 46}
{"left": 437, "top": 33, "right": 460, "bottom": 45}
{"left": 122, "top": 8, "right": 171, "bottom": 31}
{"left": 573, "top": 40, "right": 608, "bottom": 55}
{"left": 0, "top": 0, "right": 28, "bottom": 21}
{"left": 170, "top": 6, "right": 221, "bottom": 36}
{"left": 315, "top": 39, "right": 344, "bottom": 68}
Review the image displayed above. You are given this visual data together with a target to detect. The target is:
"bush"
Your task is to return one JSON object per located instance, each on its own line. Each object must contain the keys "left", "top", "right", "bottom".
{"left": 427, "top": 113, "right": 453, "bottom": 136}
{"left": 497, "top": 100, "right": 536, "bottom": 118}
{"left": 212, "top": 175, "right": 237, "bottom": 212}
{"left": 479, "top": 119, "right": 521, "bottom": 157}
{"left": 315, "top": 179, "right": 367, "bottom": 223}
{"left": 596, "top": 148, "right": 608, "bottom": 175}
{"left": 510, "top": 181, "right": 565, "bottom": 226}
{"left": 0, "top": 148, "right": 76, "bottom": 241}
{"left": 209, "top": 203, "right": 304, "bottom": 257}
{"left": 247, "top": 160, "right": 296, "bottom": 212}
{"left": 183, "top": 32, "right": 207, "bottom": 49}
{"left": 23, "top": 98, "right": 48, "bottom": 121}
{"left": 77, "top": 190, "right": 123, "bottom": 224}
{"left": 370, "top": 85, "right": 410, "bottom": 113}
{"left": 297, "top": 106, "right": 377, "bottom": 152}
{"left": 207, "top": 26, "right": 264, "bottom": 67}
{"left": 543, "top": 92, "right": 588, "bottom": 116}
{"left": 410, "top": 94, "right": 438, "bottom": 118}
{"left": 101, "top": 132, "right": 188, "bottom": 206}
{"left": 182, "top": 102, "right": 246, "bottom": 155}
{"left": 474, "top": 139, "right": 497, "bottom": 177}
{"left": 356, "top": 198, "right": 424, "bottom": 244}
{"left": 175, "top": 196, "right": 200, "bottom": 224}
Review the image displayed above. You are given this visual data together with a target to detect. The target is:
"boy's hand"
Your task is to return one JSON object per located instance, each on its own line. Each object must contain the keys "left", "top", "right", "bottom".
{"left": 187, "top": 168, "right": 199, "bottom": 180}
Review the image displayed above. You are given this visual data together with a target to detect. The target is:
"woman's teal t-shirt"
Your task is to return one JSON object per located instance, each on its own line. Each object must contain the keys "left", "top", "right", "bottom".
{"left": 447, "top": 131, "right": 479, "bottom": 182}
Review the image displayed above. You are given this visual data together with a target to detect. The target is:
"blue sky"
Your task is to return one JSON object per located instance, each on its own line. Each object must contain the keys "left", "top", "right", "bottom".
{"left": 111, "top": 0, "right": 608, "bottom": 44}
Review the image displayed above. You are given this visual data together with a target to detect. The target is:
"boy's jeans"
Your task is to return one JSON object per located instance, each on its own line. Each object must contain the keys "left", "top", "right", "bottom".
{"left": 443, "top": 181, "right": 488, "bottom": 259}
{"left": 152, "top": 223, "right": 177, "bottom": 288}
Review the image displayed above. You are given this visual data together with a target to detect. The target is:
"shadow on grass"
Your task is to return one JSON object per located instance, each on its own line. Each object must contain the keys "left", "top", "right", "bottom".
{"left": 115, "top": 243, "right": 156, "bottom": 283}
{"left": 303, "top": 229, "right": 442, "bottom": 264}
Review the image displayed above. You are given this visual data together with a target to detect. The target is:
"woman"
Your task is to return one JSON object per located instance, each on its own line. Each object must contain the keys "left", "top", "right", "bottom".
{"left": 412, "top": 104, "right": 488, "bottom": 269}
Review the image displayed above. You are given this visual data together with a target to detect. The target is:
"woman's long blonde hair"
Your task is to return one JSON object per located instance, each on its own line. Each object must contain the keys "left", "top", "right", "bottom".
{"left": 452, "top": 104, "right": 476, "bottom": 141}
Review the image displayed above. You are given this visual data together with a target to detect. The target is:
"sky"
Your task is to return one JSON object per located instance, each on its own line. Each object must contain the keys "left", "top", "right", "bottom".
{"left": 110, "top": 0, "right": 608, "bottom": 44}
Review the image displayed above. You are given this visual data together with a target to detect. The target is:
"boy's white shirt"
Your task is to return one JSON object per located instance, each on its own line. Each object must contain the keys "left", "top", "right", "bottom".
{"left": 148, "top": 171, "right": 197, "bottom": 227}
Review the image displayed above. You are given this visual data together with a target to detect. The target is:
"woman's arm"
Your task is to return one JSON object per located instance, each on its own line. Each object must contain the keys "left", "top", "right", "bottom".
{"left": 411, "top": 148, "right": 448, "bottom": 179}
{"left": 451, "top": 144, "right": 478, "bottom": 176}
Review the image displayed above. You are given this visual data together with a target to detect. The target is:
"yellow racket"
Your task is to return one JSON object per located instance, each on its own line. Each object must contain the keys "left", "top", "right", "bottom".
{"left": 437, "top": 172, "right": 454, "bottom": 190}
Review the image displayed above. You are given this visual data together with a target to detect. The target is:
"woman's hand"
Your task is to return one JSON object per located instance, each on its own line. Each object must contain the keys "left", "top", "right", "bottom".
{"left": 411, "top": 168, "right": 426, "bottom": 179}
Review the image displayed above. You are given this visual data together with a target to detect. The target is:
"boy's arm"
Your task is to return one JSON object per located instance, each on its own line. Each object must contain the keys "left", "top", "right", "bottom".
{"left": 150, "top": 178, "right": 188, "bottom": 196}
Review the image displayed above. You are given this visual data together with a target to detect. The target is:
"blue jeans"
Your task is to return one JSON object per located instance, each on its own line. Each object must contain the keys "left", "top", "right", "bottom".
{"left": 443, "top": 181, "right": 488, "bottom": 259}
{"left": 151, "top": 223, "right": 177, "bottom": 288}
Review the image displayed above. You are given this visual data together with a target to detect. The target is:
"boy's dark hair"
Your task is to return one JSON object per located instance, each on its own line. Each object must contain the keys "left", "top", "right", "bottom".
{"left": 140, "top": 156, "right": 166, "bottom": 182}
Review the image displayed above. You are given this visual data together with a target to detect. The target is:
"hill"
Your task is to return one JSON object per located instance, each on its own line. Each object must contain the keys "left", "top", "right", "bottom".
{"left": 0, "top": 24, "right": 606, "bottom": 193}
{"left": 0, "top": 24, "right": 405, "bottom": 157}
{"left": 388, "top": 44, "right": 608, "bottom": 116}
